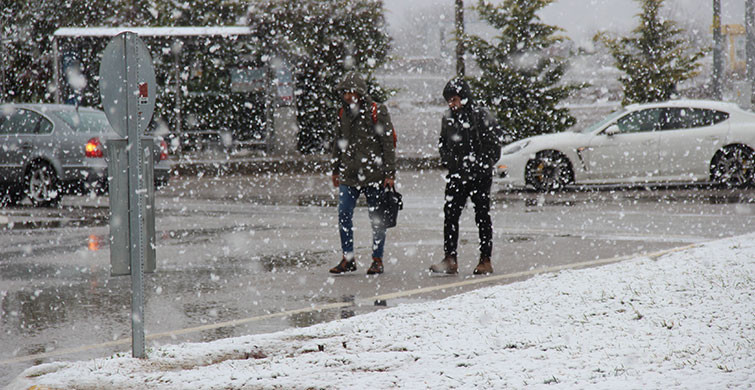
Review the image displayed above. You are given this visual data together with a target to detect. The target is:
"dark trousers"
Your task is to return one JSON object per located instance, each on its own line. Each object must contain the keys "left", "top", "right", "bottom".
{"left": 443, "top": 173, "right": 493, "bottom": 258}
{"left": 338, "top": 184, "right": 386, "bottom": 259}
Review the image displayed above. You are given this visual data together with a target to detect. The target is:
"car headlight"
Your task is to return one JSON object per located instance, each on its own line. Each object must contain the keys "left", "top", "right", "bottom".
{"left": 502, "top": 140, "right": 530, "bottom": 155}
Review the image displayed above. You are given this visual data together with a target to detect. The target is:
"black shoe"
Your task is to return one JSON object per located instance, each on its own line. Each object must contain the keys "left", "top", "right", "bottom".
{"left": 367, "top": 258, "right": 384, "bottom": 275}
{"left": 330, "top": 257, "right": 357, "bottom": 274}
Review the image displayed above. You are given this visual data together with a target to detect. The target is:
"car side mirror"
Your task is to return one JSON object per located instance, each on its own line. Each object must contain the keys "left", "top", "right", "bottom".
{"left": 604, "top": 124, "right": 619, "bottom": 136}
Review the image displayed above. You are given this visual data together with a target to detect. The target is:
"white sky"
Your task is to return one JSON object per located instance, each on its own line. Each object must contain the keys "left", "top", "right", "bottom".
{"left": 384, "top": 0, "right": 747, "bottom": 47}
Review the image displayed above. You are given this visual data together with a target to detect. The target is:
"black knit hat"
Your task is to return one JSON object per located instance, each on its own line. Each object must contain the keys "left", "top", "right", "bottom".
{"left": 443, "top": 77, "right": 472, "bottom": 102}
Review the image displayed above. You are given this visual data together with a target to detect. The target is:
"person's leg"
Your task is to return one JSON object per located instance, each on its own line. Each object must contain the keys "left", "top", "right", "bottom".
{"left": 470, "top": 174, "right": 493, "bottom": 258}
{"left": 364, "top": 185, "right": 386, "bottom": 260}
{"left": 443, "top": 175, "right": 468, "bottom": 257}
{"left": 470, "top": 174, "right": 494, "bottom": 274}
{"left": 431, "top": 175, "right": 467, "bottom": 274}
{"left": 338, "top": 184, "right": 360, "bottom": 258}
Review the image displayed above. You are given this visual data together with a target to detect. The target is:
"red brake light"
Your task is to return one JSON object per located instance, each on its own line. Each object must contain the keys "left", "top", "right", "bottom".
{"left": 159, "top": 139, "right": 169, "bottom": 161}
{"left": 86, "top": 137, "right": 103, "bottom": 158}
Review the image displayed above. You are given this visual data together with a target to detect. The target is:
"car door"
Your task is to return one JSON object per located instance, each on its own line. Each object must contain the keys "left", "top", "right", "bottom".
{"left": 0, "top": 109, "right": 16, "bottom": 181}
{"left": 0, "top": 108, "right": 47, "bottom": 182}
{"left": 584, "top": 108, "right": 662, "bottom": 182}
{"left": 657, "top": 107, "right": 729, "bottom": 181}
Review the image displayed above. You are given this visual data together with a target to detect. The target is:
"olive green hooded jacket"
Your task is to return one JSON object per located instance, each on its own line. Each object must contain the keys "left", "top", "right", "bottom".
{"left": 331, "top": 73, "right": 396, "bottom": 187}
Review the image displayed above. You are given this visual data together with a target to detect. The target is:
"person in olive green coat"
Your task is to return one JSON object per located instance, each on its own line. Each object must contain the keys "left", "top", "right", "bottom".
{"left": 329, "top": 72, "right": 397, "bottom": 275}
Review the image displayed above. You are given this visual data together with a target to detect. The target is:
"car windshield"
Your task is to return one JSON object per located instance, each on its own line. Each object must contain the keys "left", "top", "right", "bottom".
{"left": 576, "top": 109, "right": 627, "bottom": 134}
{"left": 52, "top": 110, "right": 112, "bottom": 133}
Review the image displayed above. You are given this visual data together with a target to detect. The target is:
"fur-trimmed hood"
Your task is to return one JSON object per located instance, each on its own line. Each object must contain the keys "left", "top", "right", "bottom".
{"left": 336, "top": 72, "right": 369, "bottom": 98}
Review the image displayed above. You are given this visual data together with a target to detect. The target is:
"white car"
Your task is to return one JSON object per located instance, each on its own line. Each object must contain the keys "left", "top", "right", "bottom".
{"left": 495, "top": 100, "right": 755, "bottom": 191}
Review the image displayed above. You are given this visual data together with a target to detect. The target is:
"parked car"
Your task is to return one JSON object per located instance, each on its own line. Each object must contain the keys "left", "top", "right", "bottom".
{"left": 0, "top": 103, "right": 171, "bottom": 206}
{"left": 495, "top": 100, "right": 755, "bottom": 191}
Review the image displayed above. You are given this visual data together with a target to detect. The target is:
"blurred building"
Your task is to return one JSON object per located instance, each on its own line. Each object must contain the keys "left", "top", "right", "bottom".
{"left": 723, "top": 24, "right": 746, "bottom": 77}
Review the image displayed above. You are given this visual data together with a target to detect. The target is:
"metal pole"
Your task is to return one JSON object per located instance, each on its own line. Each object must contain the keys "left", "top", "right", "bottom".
{"left": 455, "top": 0, "right": 465, "bottom": 77}
{"left": 173, "top": 40, "right": 182, "bottom": 143}
{"left": 0, "top": 29, "right": 5, "bottom": 103}
{"left": 747, "top": 0, "right": 755, "bottom": 106}
{"left": 125, "top": 33, "right": 146, "bottom": 359}
{"left": 712, "top": 0, "right": 723, "bottom": 100}
{"left": 52, "top": 38, "right": 61, "bottom": 104}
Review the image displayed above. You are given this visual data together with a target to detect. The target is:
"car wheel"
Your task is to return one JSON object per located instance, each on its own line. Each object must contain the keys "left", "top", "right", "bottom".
{"left": 1, "top": 185, "right": 24, "bottom": 207}
{"left": 25, "top": 162, "right": 62, "bottom": 207}
{"left": 710, "top": 145, "right": 755, "bottom": 188}
{"left": 525, "top": 151, "right": 574, "bottom": 192}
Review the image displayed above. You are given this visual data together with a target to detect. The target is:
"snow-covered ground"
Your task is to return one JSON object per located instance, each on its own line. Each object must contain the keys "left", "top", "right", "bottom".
{"left": 10, "top": 233, "right": 754, "bottom": 389}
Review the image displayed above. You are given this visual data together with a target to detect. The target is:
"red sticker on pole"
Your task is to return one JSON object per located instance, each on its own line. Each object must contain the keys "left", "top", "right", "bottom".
{"left": 138, "top": 82, "right": 149, "bottom": 105}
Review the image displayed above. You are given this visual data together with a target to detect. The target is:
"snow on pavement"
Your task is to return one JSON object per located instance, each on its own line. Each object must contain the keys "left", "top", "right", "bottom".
{"left": 10, "top": 233, "right": 754, "bottom": 389}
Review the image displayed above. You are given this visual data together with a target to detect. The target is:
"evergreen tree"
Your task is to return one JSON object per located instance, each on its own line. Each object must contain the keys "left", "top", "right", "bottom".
{"left": 139, "top": 0, "right": 245, "bottom": 27}
{"left": 1, "top": 0, "right": 116, "bottom": 102}
{"left": 0, "top": 0, "right": 245, "bottom": 103}
{"left": 246, "top": 0, "right": 391, "bottom": 154}
{"left": 466, "top": 0, "right": 585, "bottom": 141}
{"left": 595, "top": 0, "right": 706, "bottom": 105}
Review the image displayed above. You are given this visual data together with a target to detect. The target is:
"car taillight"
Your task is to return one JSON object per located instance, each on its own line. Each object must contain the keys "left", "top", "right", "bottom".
{"left": 159, "top": 139, "right": 169, "bottom": 161}
{"left": 85, "top": 137, "right": 104, "bottom": 158}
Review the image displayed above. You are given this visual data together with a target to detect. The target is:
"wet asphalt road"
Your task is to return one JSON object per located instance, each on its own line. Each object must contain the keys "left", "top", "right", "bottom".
{"left": 1, "top": 169, "right": 754, "bottom": 386}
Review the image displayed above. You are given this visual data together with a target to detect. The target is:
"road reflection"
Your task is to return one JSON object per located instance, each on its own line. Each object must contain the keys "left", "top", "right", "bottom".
{"left": 88, "top": 234, "right": 102, "bottom": 251}
{"left": 0, "top": 269, "right": 127, "bottom": 338}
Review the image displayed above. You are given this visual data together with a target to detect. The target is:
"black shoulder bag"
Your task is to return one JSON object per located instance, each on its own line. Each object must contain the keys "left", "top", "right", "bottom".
{"left": 379, "top": 186, "right": 403, "bottom": 228}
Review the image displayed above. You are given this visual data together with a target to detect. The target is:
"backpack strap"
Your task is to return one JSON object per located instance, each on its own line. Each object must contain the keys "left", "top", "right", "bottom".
{"left": 391, "top": 125, "right": 397, "bottom": 148}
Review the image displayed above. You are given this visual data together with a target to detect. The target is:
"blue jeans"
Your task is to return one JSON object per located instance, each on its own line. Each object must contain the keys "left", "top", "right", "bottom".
{"left": 338, "top": 184, "right": 386, "bottom": 259}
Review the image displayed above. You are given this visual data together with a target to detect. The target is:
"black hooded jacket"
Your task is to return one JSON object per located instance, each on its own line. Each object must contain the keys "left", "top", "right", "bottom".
{"left": 439, "top": 77, "right": 504, "bottom": 177}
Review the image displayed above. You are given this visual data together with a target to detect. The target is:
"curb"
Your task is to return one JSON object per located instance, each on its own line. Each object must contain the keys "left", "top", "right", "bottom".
{"left": 172, "top": 155, "right": 441, "bottom": 176}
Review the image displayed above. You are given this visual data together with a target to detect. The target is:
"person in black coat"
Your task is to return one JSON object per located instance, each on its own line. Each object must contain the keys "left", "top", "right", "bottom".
{"left": 430, "top": 77, "right": 505, "bottom": 275}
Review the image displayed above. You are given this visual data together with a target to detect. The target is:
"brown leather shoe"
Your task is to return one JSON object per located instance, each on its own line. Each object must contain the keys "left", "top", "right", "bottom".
{"left": 429, "top": 254, "right": 458, "bottom": 274}
{"left": 367, "top": 257, "right": 384, "bottom": 275}
{"left": 330, "top": 257, "right": 357, "bottom": 274}
{"left": 473, "top": 257, "right": 493, "bottom": 275}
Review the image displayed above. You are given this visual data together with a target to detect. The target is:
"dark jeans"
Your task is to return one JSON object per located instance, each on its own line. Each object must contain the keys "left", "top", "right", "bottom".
{"left": 443, "top": 173, "right": 493, "bottom": 258}
{"left": 338, "top": 184, "right": 386, "bottom": 259}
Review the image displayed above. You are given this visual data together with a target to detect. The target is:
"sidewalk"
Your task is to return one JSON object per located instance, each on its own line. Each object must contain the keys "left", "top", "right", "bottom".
{"left": 171, "top": 149, "right": 441, "bottom": 176}
{"left": 9, "top": 233, "right": 754, "bottom": 389}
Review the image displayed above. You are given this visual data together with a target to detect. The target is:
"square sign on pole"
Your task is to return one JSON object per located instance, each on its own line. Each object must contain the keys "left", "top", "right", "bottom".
{"left": 99, "top": 31, "right": 156, "bottom": 359}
